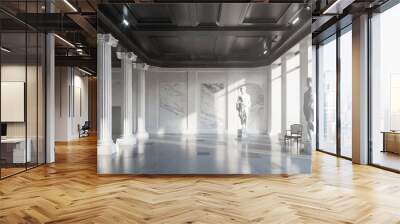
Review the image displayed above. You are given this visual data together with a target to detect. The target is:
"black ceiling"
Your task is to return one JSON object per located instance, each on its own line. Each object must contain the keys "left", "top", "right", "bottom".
{"left": 99, "top": 3, "right": 311, "bottom": 68}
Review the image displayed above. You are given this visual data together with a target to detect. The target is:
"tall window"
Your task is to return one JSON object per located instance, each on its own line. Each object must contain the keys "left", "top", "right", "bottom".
{"left": 340, "top": 27, "right": 352, "bottom": 158}
{"left": 318, "top": 36, "right": 337, "bottom": 154}
{"left": 371, "top": 3, "right": 400, "bottom": 171}
{"left": 286, "top": 54, "right": 300, "bottom": 129}
{"left": 271, "top": 64, "right": 282, "bottom": 135}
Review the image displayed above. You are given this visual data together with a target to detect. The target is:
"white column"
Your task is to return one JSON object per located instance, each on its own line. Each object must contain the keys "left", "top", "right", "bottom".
{"left": 352, "top": 14, "right": 369, "bottom": 164}
{"left": 300, "top": 38, "right": 310, "bottom": 140}
{"left": 116, "top": 52, "right": 137, "bottom": 146}
{"left": 135, "top": 63, "right": 149, "bottom": 139}
{"left": 45, "top": 0, "right": 55, "bottom": 163}
{"left": 265, "top": 65, "right": 272, "bottom": 135}
{"left": 97, "top": 34, "right": 118, "bottom": 155}
{"left": 281, "top": 56, "right": 287, "bottom": 138}
{"left": 46, "top": 31, "right": 55, "bottom": 163}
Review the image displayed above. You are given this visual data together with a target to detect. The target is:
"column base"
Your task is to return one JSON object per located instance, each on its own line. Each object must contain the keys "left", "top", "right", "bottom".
{"left": 135, "top": 132, "right": 149, "bottom": 140}
{"left": 116, "top": 136, "right": 137, "bottom": 146}
{"left": 97, "top": 141, "right": 116, "bottom": 155}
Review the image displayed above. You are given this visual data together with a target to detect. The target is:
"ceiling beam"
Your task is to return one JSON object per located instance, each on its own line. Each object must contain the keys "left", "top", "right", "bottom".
{"left": 130, "top": 25, "right": 289, "bottom": 32}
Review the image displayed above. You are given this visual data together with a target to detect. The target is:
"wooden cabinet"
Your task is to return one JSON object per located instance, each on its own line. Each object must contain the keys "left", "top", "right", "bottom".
{"left": 382, "top": 132, "right": 400, "bottom": 154}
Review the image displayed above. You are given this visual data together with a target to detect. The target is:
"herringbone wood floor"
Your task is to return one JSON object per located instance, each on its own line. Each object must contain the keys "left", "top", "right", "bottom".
{"left": 1, "top": 136, "right": 400, "bottom": 224}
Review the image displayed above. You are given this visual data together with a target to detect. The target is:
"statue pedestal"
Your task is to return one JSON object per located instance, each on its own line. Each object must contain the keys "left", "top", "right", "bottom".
{"left": 237, "top": 129, "right": 247, "bottom": 140}
{"left": 237, "top": 129, "right": 243, "bottom": 139}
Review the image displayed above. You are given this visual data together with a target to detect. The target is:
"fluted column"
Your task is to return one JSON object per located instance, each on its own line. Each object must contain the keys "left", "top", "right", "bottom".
{"left": 46, "top": 0, "right": 55, "bottom": 163}
{"left": 135, "top": 63, "right": 149, "bottom": 139}
{"left": 116, "top": 52, "right": 137, "bottom": 147}
{"left": 97, "top": 34, "right": 118, "bottom": 155}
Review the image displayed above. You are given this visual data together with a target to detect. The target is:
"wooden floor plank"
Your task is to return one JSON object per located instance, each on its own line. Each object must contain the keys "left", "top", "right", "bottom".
{"left": 0, "top": 135, "right": 400, "bottom": 223}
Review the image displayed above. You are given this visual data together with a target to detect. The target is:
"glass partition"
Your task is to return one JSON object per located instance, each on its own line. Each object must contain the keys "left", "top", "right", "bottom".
{"left": 371, "top": 3, "right": 400, "bottom": 171}
{"left": 0, "top": 1, "right": 46, "bottom": 179}
{"left": 317, "top": 36, "right": 337, "bottom": 154}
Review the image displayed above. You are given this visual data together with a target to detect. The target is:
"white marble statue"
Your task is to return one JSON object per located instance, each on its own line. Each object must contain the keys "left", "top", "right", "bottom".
{"left": 303, "top": 77, "right": 314, "bottom": 140}
{"left": 236, "top": 86, "right": 251, "bottom": 137}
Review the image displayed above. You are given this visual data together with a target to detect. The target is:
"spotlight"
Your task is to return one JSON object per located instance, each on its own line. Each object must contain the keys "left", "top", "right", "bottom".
{"left": 1, "top": 47, "right": 11, "bottom": 53}
{"left": 292, "top": 17, "right": 300, "bottom": 25}
{"left": 263, "top": 49, "right": 268, "bottom": 55}
{"left": 122, "top": 19, "right": 129, "bottom": 26}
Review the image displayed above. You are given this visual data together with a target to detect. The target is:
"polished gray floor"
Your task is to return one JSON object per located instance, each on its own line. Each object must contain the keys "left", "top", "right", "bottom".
{"left": 98, "top": 135, "right": 312, "bottom": 174}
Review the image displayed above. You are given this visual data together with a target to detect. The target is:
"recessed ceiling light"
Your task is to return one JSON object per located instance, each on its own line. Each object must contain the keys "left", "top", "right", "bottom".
{"left": 63, "top": 0, "right": 78, "bottom": 12}
{"left": 122, "top": 19, "right": 129, "bottom": 26}
{"left": 1, "top": 47, "right": 11, "bottom": 53}
{"left": 292, "top": 17, "right": 300, "bottom": 25}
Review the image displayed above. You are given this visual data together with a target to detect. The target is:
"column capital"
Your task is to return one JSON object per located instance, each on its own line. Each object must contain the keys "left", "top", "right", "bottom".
{"left": 116, "top": 52, "right": 137, "bottom": 61}
{"left": 127, "top": 52, "right": 137, "bottom": 62}
{"left": 97, "top": 33, "right": 118, "bottom": 47}
{"left": 137, "top": 63, "right": 149, "bottom": 71}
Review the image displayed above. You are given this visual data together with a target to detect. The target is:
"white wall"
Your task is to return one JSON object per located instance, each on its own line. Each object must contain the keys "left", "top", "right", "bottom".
{"left": 55, "top": 67, "right": 89, "bottom": 141}
{"left": 143, "top": 67, "right": 268, "bottom": 135}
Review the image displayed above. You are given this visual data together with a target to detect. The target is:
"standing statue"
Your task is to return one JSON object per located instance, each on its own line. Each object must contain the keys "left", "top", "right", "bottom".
{"left": 236, "top": 86, "right": 251, "bottom": 138}
{"left": 303, "top": 77, "right": 314, "bottom": 140}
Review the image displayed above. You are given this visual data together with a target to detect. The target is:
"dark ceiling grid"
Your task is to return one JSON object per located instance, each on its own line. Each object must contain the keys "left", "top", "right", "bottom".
{"left": 98, "top": 3, "right": 311, "bottom": 68}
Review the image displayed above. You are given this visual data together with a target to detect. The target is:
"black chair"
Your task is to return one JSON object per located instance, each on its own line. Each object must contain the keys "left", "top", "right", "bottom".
{"left": 284, "top": 124, "right": 303, "bottom": 152}
{"left": 78, "top": 121, "right": 90, "bottom": 138}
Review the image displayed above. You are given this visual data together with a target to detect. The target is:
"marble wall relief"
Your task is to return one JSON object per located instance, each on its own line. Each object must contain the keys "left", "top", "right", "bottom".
{"left": 199, "top": 83, "right": 225, "bottom": 130}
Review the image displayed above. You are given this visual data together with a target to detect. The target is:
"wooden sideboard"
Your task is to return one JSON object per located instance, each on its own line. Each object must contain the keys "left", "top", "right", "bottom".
{"left": 382, "top": 131, "right": 400, "bottom": 154}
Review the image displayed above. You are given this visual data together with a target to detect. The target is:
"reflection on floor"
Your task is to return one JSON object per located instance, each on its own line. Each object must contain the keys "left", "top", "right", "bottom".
{"left": 373, "top": 151, "right": 400, "bottom": 171}
{"left": 0, "top": 167, "right": 25, "bottom": 178}
{"left": 98, "top": 134, "right": 312, "bottom": 174}
{"left": 2, "top": 135, "right": 400, "bottom": 223}
{"left": 0, "top": 163, "right": 42, "bottom": 179}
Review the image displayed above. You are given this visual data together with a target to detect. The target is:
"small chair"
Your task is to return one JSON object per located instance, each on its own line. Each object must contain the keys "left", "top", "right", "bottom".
{"left": 284, "top": 124, "right": 303, "bottom": 151}
{"left": 78, "top": 121, "right": 90, "bottom": 138}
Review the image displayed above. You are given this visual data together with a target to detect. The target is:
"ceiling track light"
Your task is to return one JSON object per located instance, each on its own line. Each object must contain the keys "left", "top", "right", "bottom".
{"left": 54, "top": 34, "right": 75, "bottom": 48}
{"left": 78, "top": 67, "right": 93, "bottom": 76}
{"left": 63, "top": 0, "right": 78, "bottom": 12}
{"left": 1, "top": 47, "right": 11, "bottom": 53}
